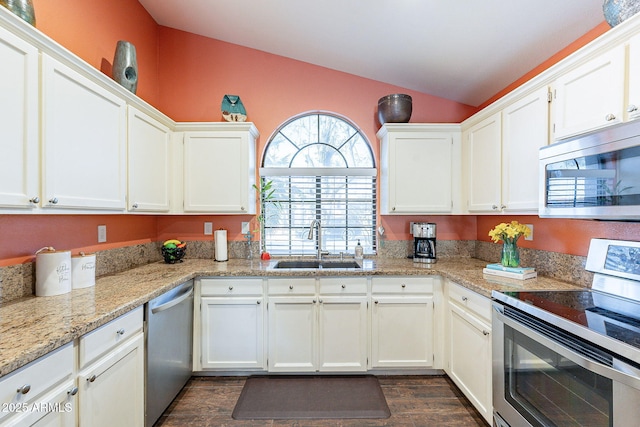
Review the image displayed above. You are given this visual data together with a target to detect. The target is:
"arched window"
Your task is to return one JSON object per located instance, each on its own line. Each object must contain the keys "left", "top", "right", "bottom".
{"left": 259, "top": 112, "right": 377, "bottom": 256}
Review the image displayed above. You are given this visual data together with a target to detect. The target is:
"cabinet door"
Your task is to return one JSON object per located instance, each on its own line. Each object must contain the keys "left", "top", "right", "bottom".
{"left": 501, "top": 87, "right": 550, "bottom": 212}
{"left": 127, "top": 106, "right": 171, "bottom": 212}
{"left": 9, "top": 380, "right": 77, "bottom": 427}
{"left": 627, "top": 34, "right": 640, "bottom": 121}
{"left": 447, "top": 303, "right": 492, "bottom": 423}
{"left": 183, "top": 130, "right": 256, "bottom": 213}
{"left": 370, "top": 295, "right": 433, "bottom": 368}
{"left": 381, "top": 129, "right": 454, "bottom": 213}
{"left": 318, "top": 296, "right": 367, "bottom": 372}
{"left": 0, "top": 25, "right": 39, "bottom": 209}
{"left": 201, "top": 296, "right": 264, "bottom": 369}
{"left": 267, "top": 296, "right": 317, "bottom": 372}
{"left": 78, "top": 333, "right": 144, "bottom": 427}
{"left": 467, "top": 113, "right": 502, "bottom": 212}
{"left": 41, "top": 55, "right": 126, "bottom": 210}
{"left": 554, "top": 46, "right": 625, "bottom": 139}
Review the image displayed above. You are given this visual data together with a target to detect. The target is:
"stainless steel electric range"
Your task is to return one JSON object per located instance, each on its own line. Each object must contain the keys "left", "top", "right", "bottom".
{"left": 492, "top": 238, "right": 640, "bottom": 427}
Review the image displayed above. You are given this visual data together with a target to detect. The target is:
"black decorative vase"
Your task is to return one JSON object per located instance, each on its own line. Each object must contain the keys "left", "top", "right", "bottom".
{"left": 603, "top": 0, "right": 640, "bottom": 27}
{"left": 0, "top": 0, "right": 36, "bottom": 26}
{"left": 112, "top": 41, "right": 138, "bottom": 94}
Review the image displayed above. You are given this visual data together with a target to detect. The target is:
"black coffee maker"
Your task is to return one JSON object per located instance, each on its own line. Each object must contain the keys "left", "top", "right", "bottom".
{"left": 413, "top": 223, "right": 436, "bottom": 263}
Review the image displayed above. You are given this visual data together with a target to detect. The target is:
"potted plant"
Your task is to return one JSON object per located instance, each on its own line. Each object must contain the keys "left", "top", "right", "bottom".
{"left": 253, "top": 179, "right": 277, "bottom": 260}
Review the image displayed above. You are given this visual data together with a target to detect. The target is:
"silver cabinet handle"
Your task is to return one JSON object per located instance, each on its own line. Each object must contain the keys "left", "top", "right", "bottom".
{"left": 401, "top": 284, "right": 406, "bottom": 288}
{"left": 241, "top": 206, "right": 245, "bottom": 211}
{"left": 229, "top": 285, "right": 233, "bottom": 290}
{"left": 17, "top": 384, "right": 31, "bottom": 395}
{"left": 628, "top": 104, "right": 638, "bottom": 113}
{"left": 289, "top": 285, "right": 294, "bottom": 290}
{"left": 482, "top": 330, "right": 490, "bottom": 336}
{"left": 605, "top": 113, "right": 616, "bottom": 121}
{"left": 500, "top": 204, "right": 506, "bottom": 210}
{"left": 67, "top": 386, "right": 79, "bottom": 396}
{"left": 49, "top": 197, "right": 58, "bottom": 204}
{"left": 257, "top": 300, "right": 261, "bottom": 304}
{"left": 29, "top": 196, "right": 39, "bottom": 204}
{"left": 132, "top": 203, "right": 139, "bottom": 209}
{"left": 492, "top": 204, "right": 499, "bottom": 210}
{"left": 312, "top": 299, "right": 317, "bottom": 303}
{"left": 462, "top": 296, "right": 468, "bottom": 302}
{"left": 392, "top": 207, "right": 396, "bottom": 211}
{"left": 374, "top": 300, "right": 379, "bottom": 304}
{"left": 341, "top": 284, "right": 346, "bottom": 289}
{"left": 87, "top": 375, "right": 97, "bottom": 383}
{"left": 116, "top": 328, "right": 125, "bottom": 335}
{"left": 319, "top": 299, "right": 323, "bottom": 304}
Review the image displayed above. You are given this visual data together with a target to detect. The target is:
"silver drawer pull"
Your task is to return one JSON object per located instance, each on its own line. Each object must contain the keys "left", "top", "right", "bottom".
{"left": 313, "top": 299, "right": 317, "bottom": 303}
{"left": 319, "top": 299, "right": 323, "bottom": 303}
{"left": 49, "top": 197, "right": 58, "bottom": 204}
{"left": 462, "top": 296, "right": 468, "bottom": 302}
{"left": 67, "top": 386, "right": 79, "bottom": 396}
{"left": 257, "top": 300, "right": 261, "bottom": 304}
{"left": 374, "top": 300, "right": 378, "bottom": 304}
{"left": 229, "top": 286, "right": 233, "bottom": 290}
{"left": 341, "top": 284, "right": 346, "bottom": 289}
{"left": 605, "top": 113, "right": 616, "bottom": 121}
{"left": 482, "top": 330, "right": 490, "bottom": 336}
{"left": 116, "top": 328, "right": 125, "bottom": 335}
{"left": 29, "top": 196, "right": 39, "bottom": 204}
{"left": 17, "top": 384, "right": 31, "bottom": 395}
{"left": 401, "top": 284, "right": 406, "bottom": 288}
{"left": 628, "top": 104, "right": 638, "bottom": 113}
{"left": 289, "top": 285, "right": 294, "bottom": 290}
{"left": 87, "top": 375, "right": 97, "bottom": 383}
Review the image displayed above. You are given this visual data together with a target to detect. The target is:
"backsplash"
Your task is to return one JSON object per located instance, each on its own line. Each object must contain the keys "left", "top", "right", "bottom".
{"left": 0, "top": 239, "right": 590, "bottom": 305}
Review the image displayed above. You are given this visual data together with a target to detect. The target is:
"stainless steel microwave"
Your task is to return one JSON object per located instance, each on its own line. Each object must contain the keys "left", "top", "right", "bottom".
{"left": 539, "top": 120, "right": 640, "bottom": 220}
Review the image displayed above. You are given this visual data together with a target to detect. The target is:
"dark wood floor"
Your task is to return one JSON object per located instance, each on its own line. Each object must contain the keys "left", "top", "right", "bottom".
{"left": 154, "top": 375, "right": 489, "bottom": 426}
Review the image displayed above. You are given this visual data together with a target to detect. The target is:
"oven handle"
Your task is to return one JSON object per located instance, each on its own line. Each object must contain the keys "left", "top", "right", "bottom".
{"left": 495, "top": 305, "right": 640, "bottom": 390}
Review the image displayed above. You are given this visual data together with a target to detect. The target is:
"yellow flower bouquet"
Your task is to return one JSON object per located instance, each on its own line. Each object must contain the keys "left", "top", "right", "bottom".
{"left": 488, "top": 221, "right": 531, "bottom": 267}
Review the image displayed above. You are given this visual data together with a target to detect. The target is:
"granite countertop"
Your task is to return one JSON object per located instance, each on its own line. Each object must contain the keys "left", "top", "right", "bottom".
{"left": 0, "top": 257, "right": 583, "bottom": 377}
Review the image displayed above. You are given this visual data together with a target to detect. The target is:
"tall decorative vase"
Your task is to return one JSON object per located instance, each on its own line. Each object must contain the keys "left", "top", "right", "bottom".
{"left": 0, "top": 0, "right": 36, "bottom": 26}
{"left": 501, "top": 238, "right": 520, "bottom": 268}
{"left": 112, "top": 41, "right": 138, "bottom": 94}
{"left": 603, "top": 0, "right": 640, "bottom": 27}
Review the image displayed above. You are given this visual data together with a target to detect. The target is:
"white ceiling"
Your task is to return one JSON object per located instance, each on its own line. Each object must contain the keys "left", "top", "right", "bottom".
{"left": 138, "top": 0, "right": 606, "bottom": 107}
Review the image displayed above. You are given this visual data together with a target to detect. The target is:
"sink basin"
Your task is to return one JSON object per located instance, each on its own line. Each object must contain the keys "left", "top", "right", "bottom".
{"left": 273, "top": 260, "right": 361, "bottom": 269}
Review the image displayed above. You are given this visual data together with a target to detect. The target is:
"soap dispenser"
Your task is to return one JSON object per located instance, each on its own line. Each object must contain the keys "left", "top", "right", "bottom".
{"left": 355, "top": 239, "right": 363, "bottom": 259}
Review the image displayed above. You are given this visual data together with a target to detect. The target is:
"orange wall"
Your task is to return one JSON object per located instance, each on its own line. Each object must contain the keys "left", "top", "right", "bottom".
{"left": 32, "top": 0, "right": 161, "bottom": 106}
{"left": 2, "top": 1, "right": 638, "bottom": 264}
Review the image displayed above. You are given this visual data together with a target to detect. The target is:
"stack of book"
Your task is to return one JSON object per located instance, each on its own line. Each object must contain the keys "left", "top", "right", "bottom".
{"left": 483, "top": 263, "right": 537, "bottom": 280}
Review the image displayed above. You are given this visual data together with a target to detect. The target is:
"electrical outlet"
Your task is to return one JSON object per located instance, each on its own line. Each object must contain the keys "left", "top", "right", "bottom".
{"left": 204, "top": 222, "right": 213, "bottom": 235}
{"left": 98, "top": 225, "right": 107, "bottom": 243}
{"left": 525, "top": 224, "right": 534, "bottom": 241}
{"left": 241, "top": 222, "right": 250, "bottom": 234}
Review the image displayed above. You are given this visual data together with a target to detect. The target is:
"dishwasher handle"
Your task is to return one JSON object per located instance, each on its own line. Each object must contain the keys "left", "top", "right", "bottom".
{"left": 151, "top": 288, "right": 193, "bottom": 314}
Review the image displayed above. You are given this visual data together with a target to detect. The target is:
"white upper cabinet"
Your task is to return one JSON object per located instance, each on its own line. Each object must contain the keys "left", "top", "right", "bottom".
{"left": 127, "top": 106, "right": 171, "bottom": 212}
{"left": 182, "top": 123, "right": 257, "bottom": 214}
{"left": 501, "top": 87, "right": 550, "bottom": 212}
{"left": 41, "top": 54, "right": 127, "bottom": 211}
{"left": 466, "top": 88, "right": 549, "bottom": 214}
{"left": 553, "top": 46, "right": 625, "bottom": 140}
{"left": 466, "top": 113, "right": 502, "bottom": 212}
{"left": 378, "top": 124, "right": 461, "bottom": 214}
{"left": 0, "top": 25, "right": 39, "bottom": 209}
{"left": 626, "top": 34, "right": 640, "bottom": 121}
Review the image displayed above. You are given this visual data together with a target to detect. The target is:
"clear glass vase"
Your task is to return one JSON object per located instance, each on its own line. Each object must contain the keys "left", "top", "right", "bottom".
{"left": 501, "top": 238, "right": 520, "bottom": 268}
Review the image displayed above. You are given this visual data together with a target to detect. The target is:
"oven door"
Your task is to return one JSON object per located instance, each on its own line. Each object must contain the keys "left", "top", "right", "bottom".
{"left": 492, "top": 302, "right": 640, "bottom": 427}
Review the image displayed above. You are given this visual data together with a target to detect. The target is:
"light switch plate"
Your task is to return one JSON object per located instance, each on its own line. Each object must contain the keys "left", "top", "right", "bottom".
{"left": 525, "top": 224, "right": 534, "bottom": 241}
{"left": 241, "top": 222, "right": 250, "bottom": 234}
{"left": 204, "top": 222, "right": 213, "bottom": 235}
{"left": 98, "top": 225, "right": 107, "bottom": 243}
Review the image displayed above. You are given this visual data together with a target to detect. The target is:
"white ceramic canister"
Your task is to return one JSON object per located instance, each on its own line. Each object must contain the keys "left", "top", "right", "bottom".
{"left": 35, "top": 247, "right": 72, "bottom": 297}
{"left": 72, "top": 252, "right": 96, "bottom": 289}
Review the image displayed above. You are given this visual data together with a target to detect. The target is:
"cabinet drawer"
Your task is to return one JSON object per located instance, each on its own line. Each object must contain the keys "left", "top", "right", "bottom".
{"left": 371, "top": 276, "right": 433, "bottom": 294}
{"left": 200, "top": 278, "right": 263, "bottom": 296}
{"left": 448, "top": 282, "right": 491, "bottom": 321}
{"left": 0, "top": 342, "right": 74, "bottom": 422}
{"left": 319, "top": 277, "right": 367, "bottom": 295}
{"left": 79, "top": 306, "right": 143, "bottom": 368}
{"left": 268, "top": 278, "right": 316, "bottom": 295}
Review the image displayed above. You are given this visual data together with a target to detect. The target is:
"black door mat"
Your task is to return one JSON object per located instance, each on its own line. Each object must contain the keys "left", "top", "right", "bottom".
{"left": 232, "top": 375, "right": 391, "bottom": 420}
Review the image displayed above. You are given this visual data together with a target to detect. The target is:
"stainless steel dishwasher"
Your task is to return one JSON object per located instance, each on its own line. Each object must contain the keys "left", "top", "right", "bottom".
{"left": 145, "top": 280, "right": 194, "bottom": 427}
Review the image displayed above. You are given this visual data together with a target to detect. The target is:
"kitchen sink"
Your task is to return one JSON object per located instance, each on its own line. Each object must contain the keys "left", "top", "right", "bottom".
{"left": 273, "top": 260, "right": 360, "bottom": 269}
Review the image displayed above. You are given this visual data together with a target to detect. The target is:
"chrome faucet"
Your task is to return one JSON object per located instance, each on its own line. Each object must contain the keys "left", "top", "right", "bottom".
{"left": 308, "top": 219, "right": 329, "bottom": 260}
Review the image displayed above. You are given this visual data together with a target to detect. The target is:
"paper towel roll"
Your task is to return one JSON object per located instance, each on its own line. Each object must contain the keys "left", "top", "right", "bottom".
{"left": 214, "top": 229, "right": 228, "bottom": 261}
{"left": 35, "top": 247, "right": 72, "bottom": 297}
{"left": 72, "top": 253, "right": 96, "bottom": 289}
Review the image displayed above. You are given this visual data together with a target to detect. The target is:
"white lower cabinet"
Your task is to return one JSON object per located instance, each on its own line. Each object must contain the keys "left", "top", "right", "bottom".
{"left": 77, "top": 307, "right": 144, "bottom": 427}
{"left": 0, "top": 343, "right": 75, "bottom": 427}
{"left": 445, "top": 281, "right": 492, "bottom": 424}
{"left": 267, "top": 277, "right": 368, "bottom": 373}
{"left": 198, "top": 278, "right": 265, "bottom": 370}
{"left": 370, "top": 277, "right": 436, "bottom": 368}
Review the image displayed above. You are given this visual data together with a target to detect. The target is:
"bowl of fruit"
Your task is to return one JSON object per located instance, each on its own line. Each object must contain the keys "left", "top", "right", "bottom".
{"left": 161, "top": 239, "right": 186, "bottom": 263}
